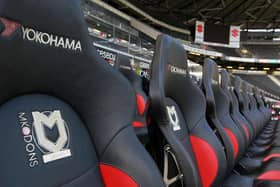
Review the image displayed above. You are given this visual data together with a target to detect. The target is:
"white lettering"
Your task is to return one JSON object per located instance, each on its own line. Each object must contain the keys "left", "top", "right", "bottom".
{"left": 22, "top": 27, "right": 82, "bottom": 52}
{"left": 18, "top": 112, "right": 39, "bottom": 168}
{"left": 168, "top": 64, "right": 186, "bottom": 75}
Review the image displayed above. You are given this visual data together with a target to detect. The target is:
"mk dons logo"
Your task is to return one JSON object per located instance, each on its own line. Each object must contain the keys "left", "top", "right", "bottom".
{"left": 32, "top": 111, "right": 71, "bottom": 163}
{"left": 166, "top": 106, "right": 181, "bottom": 131}
{"left": 19, "top": 110, "right": 71, "bottom": 167}
{"left": 22, "top": 27, "right": 82, "bottom": 52}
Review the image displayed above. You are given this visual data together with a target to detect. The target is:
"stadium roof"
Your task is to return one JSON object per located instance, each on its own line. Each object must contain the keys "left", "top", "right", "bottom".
{"left": 109, "top": 0, "right": 280, "bottom": 30}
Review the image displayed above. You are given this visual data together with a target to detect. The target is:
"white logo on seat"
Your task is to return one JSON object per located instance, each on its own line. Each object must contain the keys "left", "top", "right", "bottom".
{"left": 166, "top": 106, "right": 181, "bottom": 131}
{"left": 32, "top": 110, "right": 71, "bottom": 163}
{"left": 168, "top": 64, "right": 186, "bottom": 75}
{"left": 22, "top": 27, "right": 82, "bottom": 52}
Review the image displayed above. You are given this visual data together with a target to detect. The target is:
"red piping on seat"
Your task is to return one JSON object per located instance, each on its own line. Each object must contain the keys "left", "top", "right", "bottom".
{"left": 241, "top": 124, "right": 250, "bottom": 140}
{"left": 136, "top": 94, "right": 146, "bottom": 115}
{"left": 224, "top": 128, "right": 239, "bottom": 159}
{"left": 132, "top": 121, "right": 145, "bottom": 128}
{"left": 100, "top": 164, "right": 139, "bottom": 187}
{"left": 258, "top": 171, "right": 280, "bottom": 180}
{"left": 263, "top": 154, "right": 280, "bottom": 162}
{"left": 190, "top": 135, "right": 218, "bottom": 187}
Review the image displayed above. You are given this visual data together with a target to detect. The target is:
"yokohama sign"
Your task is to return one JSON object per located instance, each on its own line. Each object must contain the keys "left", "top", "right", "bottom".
{"left": 22, "top": 27, "right": 82, "bottom": 52}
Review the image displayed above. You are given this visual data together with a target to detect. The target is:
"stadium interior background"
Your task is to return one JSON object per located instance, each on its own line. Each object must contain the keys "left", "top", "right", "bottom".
{"left": 83, "top": 0, "right": 280, "bottom": 119}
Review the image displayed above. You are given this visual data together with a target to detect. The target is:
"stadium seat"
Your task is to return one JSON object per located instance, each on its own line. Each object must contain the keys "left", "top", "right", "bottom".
{"left": 203, "top": 60, "right": 280, "bottom": 186}
{"left": 150, "top": 34, "right": 280, "bottom": 187}
{"left": 202, "top": 58, "right": 247, "bottom": 165}
{"left": 220, "top": 70, "right": 254, "bottom": 145}
{"left": 234, "top": 77, "right": 261, "bottom": 138}
{"left": 253, "top": 88, "right": 271, "bottom": 123}
{"left": 0, "top": 0, "right": 165, "bottom": 186}
{"left": 115, "top": 55, "right": 150, "bottom": 143}
{"left": 220, "top": 70, "right": 280, "bottom": 174}
{"left": 149, "top": 34, "right": 209, "bottom": 187}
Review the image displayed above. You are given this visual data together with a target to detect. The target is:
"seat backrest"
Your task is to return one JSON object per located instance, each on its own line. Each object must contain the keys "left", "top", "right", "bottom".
{"left": 204, "top": 60, "right": 246, "bottom": 160}
{"left": 150, "top": 34, "right": 204, "bottom": 187}
{"left": 253, "top": 87, "right": 271, "bottom": 122}
{"left": 201, "top": 58, "right": 236, "bottom": 171}
{"left": 242, "top": 81, "right": 263, "bottom": 134}
{"left": 253, "top": 87, "right": 264, "bottom": 109}
{"left": 0, "top": 0, "right": 165, "bottom": 186}
{"left": 232, "top": 76, "right": 246, "bottom": 112}
{"left": 203, "top": 59, "right": 246, "bottom": 161}
{"left": 115, "top": 55, "right": 150, "bottom": 143}
{"left": 221, "top": 70, "right": 254, "bottom": 143}
{"left": 241, "top": 81, "right": 252, "bottom": 112}
{"left": 246, "top": 84, "right": 260, "bottom": 113}
{"left": 150, "top": 34, "right": 229, "bottom": 187}
{"left": 233, "top": 76, "right": 261, "bottom": 139}
{"left": 247, "top": 84, "right": 267, "bottom": 128}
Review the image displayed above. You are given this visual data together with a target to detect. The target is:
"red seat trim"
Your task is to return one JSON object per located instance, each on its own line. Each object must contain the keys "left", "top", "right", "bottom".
{"left": 263, "top": 154, "right": 280, "bottom": 162}
{"left": 224, "top": 128, "right": 239, "bottom": 159}
{"left": 190, "top": 135, "right": 218, "bottom": 187}
{"left": 258, "top": 171, "right": 280, "bottom": 180}
{"left": 132, "top": 121, "right": 145, "bottom": 128}
{"left": 136, "top": 94, "right": 146, "bottom": 115}
{"left": 100, "top": 164, "right": 139, "bottom": 187}
{"left": 241, "top": 124, "right": 250, "bottom": 140}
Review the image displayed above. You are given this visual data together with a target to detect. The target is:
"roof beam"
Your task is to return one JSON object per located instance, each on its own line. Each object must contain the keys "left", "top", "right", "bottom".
{"left": 224, "top": 0, "right": 257, "bottom": 23}
{"left": 210, "top": 0, "right": 238, "bottom": 18}
{"left": 167, "top": 0, "right": 191, "bottom": 10}
{"left": 220, "top": 0, "right": 248, "bottom": 19}
{"left": 114, "top": 0, "right": 190, "bottom": 34}
{"left": 253, "top": 0, "right": 278, "bottom": 26}
{"left": 184, "top": 0, "right": 221, "bottom": 14}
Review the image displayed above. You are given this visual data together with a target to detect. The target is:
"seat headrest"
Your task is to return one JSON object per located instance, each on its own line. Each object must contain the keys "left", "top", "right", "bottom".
{"left": 233, "top": 76, "right": 242, "bottom": 93}
{"left": 241, "top": 81, "right": 249, "bottom": 94}
{"left": 152, "top": 34, "right": 188, "bottom": 77}
{"left": 150, "top": 34, "right": 187, "bottom": 112}
{"left": 150, "top": 34, "right": 206, "bottom": 127}
{"left": 201, "top": 58, "right": 221, "bottom": 117}
{"left": 247, "top": 84, "right": 254, "bottom": 95}
{"left": 150, "top": 34, "right": 187, "bottom": 102}
{"left": 115, "top": 55, "right": 133, "bottom": 71}
{"left": 221, "top": 69, "right": 231, "bottom": 90}
{"left": 115, "top": 55, "right": 144, "bottom": 89}
{"left": 253, "top": 87, "right": 262, "bottom": 97}
{"left": 202, "top": 58, "right": 220, "bottom": 88}
{"left": 0, "top": 0, "right": 89, "bottom": 48}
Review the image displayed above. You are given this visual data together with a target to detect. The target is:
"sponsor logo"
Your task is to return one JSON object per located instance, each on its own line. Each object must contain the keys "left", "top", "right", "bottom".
{"left": 168, "top": 64, "right": 186, "bottom": 75}
{"left": 166, "top": 106, "right": 181, "bottom": 131}
{"left": 19, "top": 110, "right": 71, "bottom": 167}
{"left": 232, "top": 29, "right": 239, "bottom": 38}
{"left": 0, "top": 17, "right": 21, "bottom": 37}
{"left": 197, "top": 24, "right": 203, "bottom": 33}
{"left": 96, "top": 48, "right": 116, "bottom": 66}
{"left": 22, "top": 27, "right": 82, "bottom": 52}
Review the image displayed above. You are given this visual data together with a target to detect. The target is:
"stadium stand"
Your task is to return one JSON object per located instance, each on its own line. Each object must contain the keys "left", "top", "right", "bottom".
{"left": 236, "top": 74, "right": 280, "bottom": 98}
{"left": 211, "top": 46, "right": 241, "bottom": 57}
{"left": 244, "top": 45, "right": 280, "bottom": 59}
